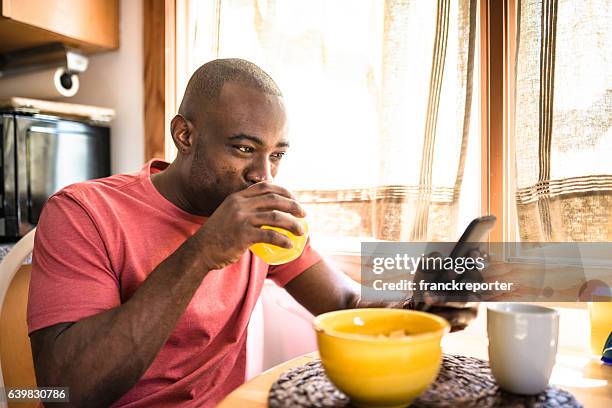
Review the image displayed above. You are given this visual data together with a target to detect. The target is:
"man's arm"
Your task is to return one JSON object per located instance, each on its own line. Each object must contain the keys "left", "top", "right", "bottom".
{"left": 30, "top": 237, "right": 214, "bottom": 407}
{"left": 284, "top": 259, "right": 478, "bottom": 331}
{"left": 30, "top": 183, "right": 307, "bottom": 407}
{"left": 283, "top": 259, "right": 403, "bottom": 314}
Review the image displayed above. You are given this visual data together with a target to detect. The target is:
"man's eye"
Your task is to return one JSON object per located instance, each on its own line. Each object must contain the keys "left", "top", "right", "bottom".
{"left": 235, "top": 145, "right": 254, "bottom": 153}
{"left": 271, "top": 152, "right": 286, "bottom": 160}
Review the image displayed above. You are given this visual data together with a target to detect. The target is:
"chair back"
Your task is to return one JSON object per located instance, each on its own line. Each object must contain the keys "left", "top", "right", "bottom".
{"left": 0, "top": 228, "right": 37, "bottom": 408}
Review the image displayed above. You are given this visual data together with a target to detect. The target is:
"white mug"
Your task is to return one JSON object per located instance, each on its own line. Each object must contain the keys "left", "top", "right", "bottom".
{"left": 487, "top": 303, "right": 559, "bottom": 395}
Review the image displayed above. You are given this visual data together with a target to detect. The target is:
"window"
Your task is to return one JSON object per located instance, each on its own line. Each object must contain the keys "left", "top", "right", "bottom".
{"left": 164, "top": 0, "right": 610, "bottom": 250}
{"left": 485, "top": 0, "right": 612, "bottom": 271}
{"left": 171, "top": 0, "right": 482, "bottom": 252}
{"left": 512, "top": 0, "right": 612, "bottom": 243}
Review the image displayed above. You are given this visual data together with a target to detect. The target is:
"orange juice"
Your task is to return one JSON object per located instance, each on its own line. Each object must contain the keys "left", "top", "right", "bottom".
{"left": 589, "top": 302, "right": 612, "bottom": 355}
{"left": 250, "top": 218, "right": 308, "bottom": 265}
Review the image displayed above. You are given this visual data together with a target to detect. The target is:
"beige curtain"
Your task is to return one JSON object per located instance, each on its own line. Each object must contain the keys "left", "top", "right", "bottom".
{"left": 374, "top": 0, "right": 476, "bottom": 241}
{"left": 187, "top": 0, "right": 477, "bottom": 241}
{"left": 514, "top": 0, "right": 612, "bottom": 242}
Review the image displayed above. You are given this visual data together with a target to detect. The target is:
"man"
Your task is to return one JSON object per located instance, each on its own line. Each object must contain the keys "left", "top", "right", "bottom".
{"left": 27, "top": 59, "right": 477, "bottom": 407}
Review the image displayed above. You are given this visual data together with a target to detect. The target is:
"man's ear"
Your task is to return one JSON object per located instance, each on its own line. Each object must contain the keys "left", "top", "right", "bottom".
{"left": 170, "top": 114, "right": 195, "bottom": 154}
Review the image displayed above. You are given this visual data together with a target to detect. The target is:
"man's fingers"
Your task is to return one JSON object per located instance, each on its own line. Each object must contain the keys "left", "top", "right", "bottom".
{"left": 421, "top": 252, "right": 444, "bottom": 273}
{"left": 250, "top": 211, "right": 305, "bottom": 236}
{"left": 426, "top": 306, "right": 478, "bottom": 331}
{"left": 467, "top": 249, "right": 481, "bottom": 258}
{"left": 243, "top": 181, "right": 296, "bottom": 201}
{"left": 439, "top": 301, "right": 479, "bottom": 309}
{"left": 248, "top": 193, "right": 306, "bottom": 217}
{"left": 468, "top": 248, "right": 490, "bottom": 268}
{"left": 410, "top": 301, "right": 479, "bottom": 331}
{"left": 250, "top": 227, "right": 293, "bottom": 249}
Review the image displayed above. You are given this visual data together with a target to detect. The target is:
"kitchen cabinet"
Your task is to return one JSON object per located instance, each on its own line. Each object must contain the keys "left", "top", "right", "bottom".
{"left": 0, "top": 0, "right": 118, "bottom": 53}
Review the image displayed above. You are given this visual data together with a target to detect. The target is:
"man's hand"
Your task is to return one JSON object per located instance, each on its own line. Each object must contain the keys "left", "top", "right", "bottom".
{"left": 194, "top": 182, "right": 306, "bottom": 270}
{"left": 409, "top": 249, "right": 488, "bottom": 331}
{"left": 285, "top": 256, "right": 481, "bottom": 333}
{"left": 406, "top": 299, "right": 479, "bottom": 332}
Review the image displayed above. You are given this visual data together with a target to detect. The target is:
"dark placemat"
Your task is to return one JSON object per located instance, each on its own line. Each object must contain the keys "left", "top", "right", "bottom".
{"left": 268, "top": 355, "right": 582, "bottom": 408}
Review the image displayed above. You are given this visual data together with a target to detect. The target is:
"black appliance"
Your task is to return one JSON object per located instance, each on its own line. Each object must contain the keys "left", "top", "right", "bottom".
{"left": 0, "top": 111, "right": 110, "bottom": 241}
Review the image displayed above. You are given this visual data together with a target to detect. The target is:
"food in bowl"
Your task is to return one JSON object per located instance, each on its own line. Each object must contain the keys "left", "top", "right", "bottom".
{"left": 362, "top": 329, "right": 414, "bottom": 340}
{"left": 313, "top": 308, "right": 449, "bottom": 408}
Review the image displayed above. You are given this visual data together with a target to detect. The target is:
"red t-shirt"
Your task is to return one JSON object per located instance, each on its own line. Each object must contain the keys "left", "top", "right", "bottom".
{"left": 27, "top": 160, "right": 321, "bottom": 407}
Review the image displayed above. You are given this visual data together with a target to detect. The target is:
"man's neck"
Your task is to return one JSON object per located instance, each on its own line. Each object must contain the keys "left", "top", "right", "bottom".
{"left": 150, "top": 162, "right": 200, "bottom": 215}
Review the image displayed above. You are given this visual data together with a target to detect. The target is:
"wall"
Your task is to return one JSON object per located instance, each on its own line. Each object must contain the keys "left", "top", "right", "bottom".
{"left": 71, "top": 0, "right": 144, "bottom": 174}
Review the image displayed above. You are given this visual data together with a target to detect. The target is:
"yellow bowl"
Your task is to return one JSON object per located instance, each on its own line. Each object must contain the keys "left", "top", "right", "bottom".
{"left": 313, "top": 308, "right": 449, "bottom": 408}
{"left": 250, "top": 218, "right": 308, "bottom": 265}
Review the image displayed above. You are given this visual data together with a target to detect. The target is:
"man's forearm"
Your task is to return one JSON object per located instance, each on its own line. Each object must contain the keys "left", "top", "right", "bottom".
{"left": 34, "top": 235, "right": 211, "bottom": 407}
{"left": 285, "top": 261, "right": 407, "bottom": 315}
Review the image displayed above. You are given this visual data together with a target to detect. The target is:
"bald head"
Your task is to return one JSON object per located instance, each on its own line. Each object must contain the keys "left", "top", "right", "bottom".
{"left": 178, "top": 58, "right": 283, "bottom": 123}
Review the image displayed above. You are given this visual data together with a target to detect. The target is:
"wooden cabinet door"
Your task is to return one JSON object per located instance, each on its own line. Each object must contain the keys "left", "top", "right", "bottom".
{"left": 1, "top": 0, "right": 119, "bottom": 52}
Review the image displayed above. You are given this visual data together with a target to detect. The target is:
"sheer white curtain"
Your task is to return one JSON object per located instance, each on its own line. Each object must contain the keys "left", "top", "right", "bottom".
{"left": 514, "top": 0, "right": 612, "bottom": 242}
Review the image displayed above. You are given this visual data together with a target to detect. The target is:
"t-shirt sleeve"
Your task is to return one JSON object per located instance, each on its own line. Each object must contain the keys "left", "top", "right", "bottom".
{"left": 267, "top": 238, "right": 322, "bottom": 287}
{"left": 27, "top": 193, "right": 120, "bottom": 335}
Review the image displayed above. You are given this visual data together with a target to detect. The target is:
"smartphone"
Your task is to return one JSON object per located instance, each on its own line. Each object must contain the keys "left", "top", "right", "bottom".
{"left": 449, "top": 215, "right": 496, "bottom": 258}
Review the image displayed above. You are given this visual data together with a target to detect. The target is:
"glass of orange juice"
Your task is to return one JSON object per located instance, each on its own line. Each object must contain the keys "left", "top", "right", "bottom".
{"left": 250, "top": 218, "right": 309, "bottom": 265}
{"left": 589, "top": 302, "right": 612, "bottom": 355}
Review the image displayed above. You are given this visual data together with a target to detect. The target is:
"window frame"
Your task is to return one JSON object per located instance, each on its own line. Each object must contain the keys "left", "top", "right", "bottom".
{"left": 142, "top": 0, "right": 177, "bottom": 162}
{"left": 480, "top": 0, "right": 518, "bottom": 244}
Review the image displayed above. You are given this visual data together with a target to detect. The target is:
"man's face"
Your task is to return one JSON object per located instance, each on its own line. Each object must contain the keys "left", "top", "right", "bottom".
{"left": 187, "top": 82, "right": 289, "bottom": 215}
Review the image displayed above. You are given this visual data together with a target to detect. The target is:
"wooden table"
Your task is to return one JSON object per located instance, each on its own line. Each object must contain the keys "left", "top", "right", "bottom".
{"left": 218, "top": 305, "right": 611, "bottom": 407}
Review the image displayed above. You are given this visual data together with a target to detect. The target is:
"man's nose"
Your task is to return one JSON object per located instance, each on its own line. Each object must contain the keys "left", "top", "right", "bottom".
{"left": 246, "top": 157, "right": 273, "bottom": 184}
